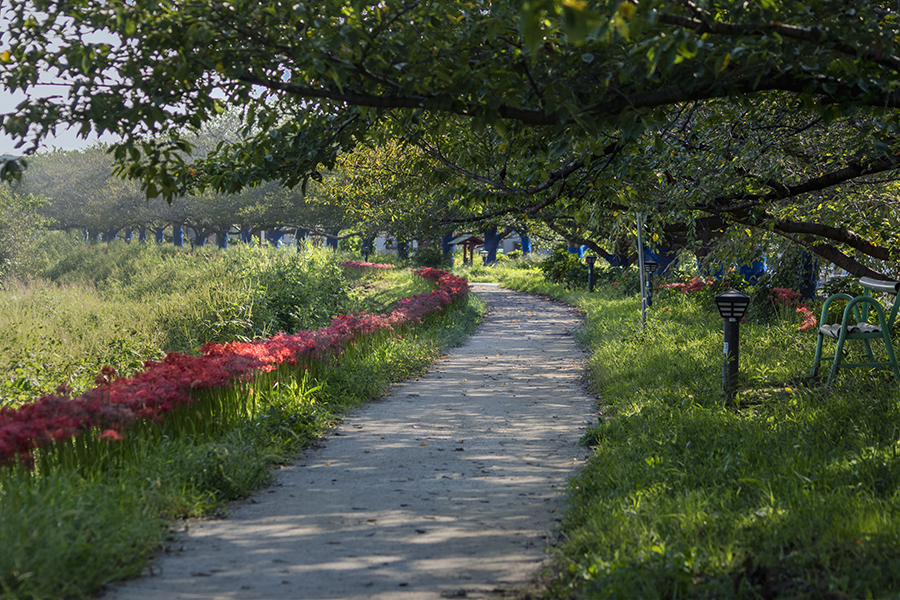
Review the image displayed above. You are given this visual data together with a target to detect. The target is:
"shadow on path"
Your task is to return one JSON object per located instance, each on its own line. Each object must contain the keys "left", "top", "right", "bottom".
{"left": 106, "top": 283, "right": 598, "bottom": 600}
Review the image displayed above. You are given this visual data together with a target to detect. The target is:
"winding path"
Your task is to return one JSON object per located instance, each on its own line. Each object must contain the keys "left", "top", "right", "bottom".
{"left": 105, "top": 284, "right": 597, "bottom": 600}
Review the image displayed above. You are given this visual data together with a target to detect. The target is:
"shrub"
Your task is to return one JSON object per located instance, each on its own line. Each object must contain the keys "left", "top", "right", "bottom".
{"left": 0, "top": 185, "right": 49, "bottom": 281}
{"left": 411, "top": 245, "right": 450, "bottom": 269}
{"left": 540, "top": 249, "right": 589, "bottom": 289}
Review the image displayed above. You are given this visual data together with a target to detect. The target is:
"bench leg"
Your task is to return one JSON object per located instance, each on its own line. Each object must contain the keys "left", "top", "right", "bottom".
{"left": 827, "top": 335, "right": 848, "bottom": 387}
{"left": 882, "top": 331, "right": 900, "bottom": 382}
{"left": 811, "top": 333, "right": 826, "bottom": 378}
{"left": 863, "top": 338, "right": 876, "bottom": 362}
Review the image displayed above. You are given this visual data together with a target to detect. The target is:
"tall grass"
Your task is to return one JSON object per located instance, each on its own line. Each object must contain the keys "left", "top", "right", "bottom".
{"left": 483, "top": 258, "right": 900, "bottom": 599}
{"left": 0, "top": 237, "right": 360, "bottom": 406}
{"left": 0, "top": 262, "right": 485, "bottom": 599}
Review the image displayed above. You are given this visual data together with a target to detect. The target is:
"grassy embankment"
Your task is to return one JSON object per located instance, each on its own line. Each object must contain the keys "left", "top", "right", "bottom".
{"left": 0, "top": 239, "right": 485, "bottom": 600}
{"left": 468, "top": 257, "right": 900, "bottom": 599}
{"left": 0, "top": 235, "right": 367, "bottom": 406}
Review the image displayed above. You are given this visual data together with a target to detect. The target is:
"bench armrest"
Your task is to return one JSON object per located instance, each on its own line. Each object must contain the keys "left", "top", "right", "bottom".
{"left": 859, "top": 277, "right": 900, "bottom": 294}
{"left": 839, "top": 296, "right": 890, "bottom": 331}
{"left": 819, "top": 293, "right": 854, "bottom": 324}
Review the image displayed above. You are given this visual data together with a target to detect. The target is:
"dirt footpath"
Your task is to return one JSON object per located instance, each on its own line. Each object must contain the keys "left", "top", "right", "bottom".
{"left": 105, "top": 283, "right": 598, "bottom": 600}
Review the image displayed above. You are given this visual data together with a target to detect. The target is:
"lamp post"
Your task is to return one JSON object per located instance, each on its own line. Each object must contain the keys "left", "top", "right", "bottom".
{"left": 643, "top": 259, "right": 659, "bottom": 306}
{"left": 714, "top": 290, "right": 751, "bottom": 400}
{"left": 480, "top": 249, "right": 489, "bottom": 266}
{"left": 585, "top": 255, "right": 598, "bottom": 292}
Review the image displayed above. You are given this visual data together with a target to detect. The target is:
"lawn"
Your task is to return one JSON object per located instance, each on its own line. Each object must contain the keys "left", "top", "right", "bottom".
{"left": 485, "top": 259, "right": 900, "bottom": 599}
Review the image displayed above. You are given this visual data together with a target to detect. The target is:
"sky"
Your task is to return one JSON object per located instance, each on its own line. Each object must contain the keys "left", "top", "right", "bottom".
{"left": 0, "top": 21, "right": 121, "bottom": 156}
{"left": 0, "top": 90, "right": 120, "bottom": 156}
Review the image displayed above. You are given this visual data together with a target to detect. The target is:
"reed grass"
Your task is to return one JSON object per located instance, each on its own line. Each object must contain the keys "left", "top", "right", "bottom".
{"left": 0, "top": 240, "right": 359, "bottom": 406}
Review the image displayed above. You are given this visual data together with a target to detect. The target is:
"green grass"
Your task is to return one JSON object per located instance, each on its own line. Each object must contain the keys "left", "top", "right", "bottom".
{"left": 351, "top": 266, "right": 436, "bottom": 314}
{"left": 0, "top": 273, "right": 486, "bottom": 600}
{"left": 0, "top": 239, "right": 486, "bottom": 599}
{"left": 481, "top": 260, "right": 900, "bottom": 599}
{"left": 0, "top": 238, "right": 363, "bottom": 406}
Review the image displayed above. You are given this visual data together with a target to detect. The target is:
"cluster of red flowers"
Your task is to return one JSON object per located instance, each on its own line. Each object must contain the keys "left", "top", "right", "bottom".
{"left": 659, "top": 277, "right": 713, "bottom": 294}
{"left": 0, "top": 268, "right": 469, "bottom": 467}
{"left": 797, "top": 305, "right": 818, "bottom": 331}
{"left": 340, "top": 260, "right": 395, "bottom": 270}
{"left": 769, "top": 287, "right": 817, "bottom": 331}
{"left": 769, "top": 287, "right": 802, "bottom": 307}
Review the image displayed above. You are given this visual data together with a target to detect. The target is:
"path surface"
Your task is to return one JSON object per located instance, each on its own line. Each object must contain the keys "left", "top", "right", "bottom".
{"left": 105, "top": 284, "right": 597, "bottom": 600}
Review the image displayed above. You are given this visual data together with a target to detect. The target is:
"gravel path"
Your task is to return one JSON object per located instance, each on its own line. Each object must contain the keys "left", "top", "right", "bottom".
{"left": 105, "top": 283, "right": 598, "bottom": 600}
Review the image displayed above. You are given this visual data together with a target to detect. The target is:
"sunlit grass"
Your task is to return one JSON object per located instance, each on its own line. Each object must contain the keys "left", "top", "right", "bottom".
{"left": 0, "top": 242, "right": 383, "bottom": 405}
{"left": 492, "top": 264, "right": 900, "bottom": 599}
{"left": 0, "top": 271, "right": 485, "bottom": 599}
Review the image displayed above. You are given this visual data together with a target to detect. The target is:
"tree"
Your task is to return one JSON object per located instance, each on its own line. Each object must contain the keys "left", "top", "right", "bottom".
{"left": 19, "top": 144, "right": 349, "bottom": 246}
{"left": 4, "top": 1, "right": 900, "bottom": 275}
{"left": 0, "top": 183, "right": 47, "bottom": 280}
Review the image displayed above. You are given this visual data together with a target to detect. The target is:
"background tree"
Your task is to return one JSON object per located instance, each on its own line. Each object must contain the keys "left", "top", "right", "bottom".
{"left": 0, "top": 183, "right": 47, "bottom": 280}
{"left": 5, "top": 0, "right": 900, "bottom": 275}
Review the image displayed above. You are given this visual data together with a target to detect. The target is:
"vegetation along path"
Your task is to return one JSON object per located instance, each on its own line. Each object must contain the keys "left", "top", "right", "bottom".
{"left": 105, "top": 283, "right": 598, "bottom": 600}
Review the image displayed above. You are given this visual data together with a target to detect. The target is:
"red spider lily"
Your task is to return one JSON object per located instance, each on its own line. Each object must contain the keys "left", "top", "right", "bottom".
{"left": 770, "top": 287, "right": 803, "bottom": 307}
{"left": 797, "top": 305, "right": 818, "bottom": 331}
{"left": 98, "top": 429, "right": 124, "bottom": 441}
{"left": 0, "top": 268, "right": 470, "bottom": 466}
{"left": 659, "top": 277, "right": 713, "bottom": 294}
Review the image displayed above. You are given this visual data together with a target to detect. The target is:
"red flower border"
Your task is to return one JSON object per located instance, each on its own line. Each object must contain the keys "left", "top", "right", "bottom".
{"left": 0, "top": 269, "right": 469, "bottom": 466}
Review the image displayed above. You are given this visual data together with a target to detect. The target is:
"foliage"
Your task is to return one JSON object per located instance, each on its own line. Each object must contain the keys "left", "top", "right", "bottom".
{"left": 6, "top": 1, "right": 900, "bottom": 279}
{"left": 539, "top": 249, "right": 642, "bottom": 293}
{"left": 0, "top": 267, "right": 468, "bottom": 466}
{"left": 495, "top": 267, "right": 900, "bottom": 600}
{"left": 0, "top": 269, "right": 484, "bottom": 600}
{"left": 16, "top": 140, "right": 351, "bottom": 247}
{"left": 0, "top": 242, "right": 364, "bottom": 406}
{"left": 411, "top": 245, "right": 450, "bottom": 269}
{"left": 540, "top": 249, "right": 589, "bottom": 289}
{"left": 0, "top": 183, "right": 47, "bottom": 280}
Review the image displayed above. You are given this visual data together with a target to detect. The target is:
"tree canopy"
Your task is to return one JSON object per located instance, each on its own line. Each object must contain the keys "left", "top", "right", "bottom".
{"left": 3, "top": 0, "right": 900, "bottom": 275}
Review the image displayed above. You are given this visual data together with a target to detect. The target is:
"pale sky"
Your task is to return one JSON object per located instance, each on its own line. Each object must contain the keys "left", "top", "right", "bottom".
{"left": 0, "top": 90, "right": 120, "bottom": 156}
{"left": 0, "top": 21, "right": 122, "bottom": 156}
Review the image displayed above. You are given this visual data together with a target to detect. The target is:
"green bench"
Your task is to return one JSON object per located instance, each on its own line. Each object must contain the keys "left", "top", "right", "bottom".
{"left": 811, "top": 277, "right": 900, "bottom": 386}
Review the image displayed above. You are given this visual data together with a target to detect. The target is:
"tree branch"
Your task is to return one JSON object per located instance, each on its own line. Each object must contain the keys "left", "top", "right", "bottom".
{"left": 658, "top": 12, "right": 900, "bottom": 74}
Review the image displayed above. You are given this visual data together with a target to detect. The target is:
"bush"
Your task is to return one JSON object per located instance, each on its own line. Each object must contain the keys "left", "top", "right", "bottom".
{"left": 411, "top": 245, "right": 450, "bottom": 269}
{"left": 0, "top": 185, "right": 49, "bottom": 281}
{"left": 0, "top": 244, "right": 361, "bottom": 404}
{"left": 540, "top": 249, "right": 589, "bottom": 289}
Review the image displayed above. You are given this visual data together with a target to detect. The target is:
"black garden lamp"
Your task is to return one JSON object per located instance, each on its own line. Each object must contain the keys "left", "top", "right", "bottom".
{"left": 585, "top": 254, "right": 598, "bottom": 292}
{"left": 480, "top": 249, "right": 489, "bottom": 266}
{"left": 643, "top": 259, "right": 659, "bottom": 306}
{"left": 714, "top": 290, "right": 751, "bottom": 400}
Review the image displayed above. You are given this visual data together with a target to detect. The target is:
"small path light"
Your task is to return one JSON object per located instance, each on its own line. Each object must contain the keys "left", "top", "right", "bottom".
{"left": 643, "top": 259, "right": 659, "bottom": 306}
{"left": 585, "top": 254, "right": 598, "bottom": 292}
{"left": 715, "top": 290, "right": 751, "bottom": 400}
{"left": 480, "top": 249, "right": 489, "bottom": 266}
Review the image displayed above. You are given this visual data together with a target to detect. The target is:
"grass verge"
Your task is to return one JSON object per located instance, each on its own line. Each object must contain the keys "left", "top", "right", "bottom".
{"left": 0, "top": 275, "right": 485, "bottom": 600}
{"left": 483, "top": 260, "right": 900, "bottom": 600}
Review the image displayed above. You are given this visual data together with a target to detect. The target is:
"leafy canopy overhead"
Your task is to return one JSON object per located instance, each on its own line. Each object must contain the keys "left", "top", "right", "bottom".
{"left": 4, "top": 0, "right": 900, "bottom": 274}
